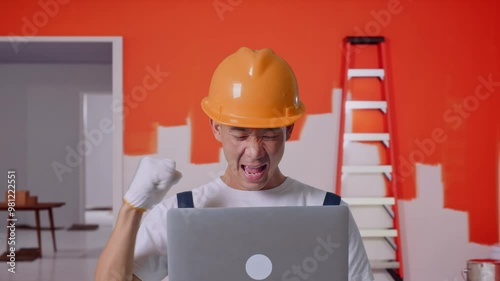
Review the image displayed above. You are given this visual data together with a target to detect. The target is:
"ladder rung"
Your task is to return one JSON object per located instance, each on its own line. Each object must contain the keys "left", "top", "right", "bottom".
{"left": 346, "top": 36, "right": 385, "bottom": 44}
{"left": 345, "top": 101, "right": 387, "bottom": 110}
{"left": 344, "top": 133, "right": 389, "bottom": 142}
{"left": 343, "top": 197, "right": 395, "bottom": 206}
{"left": 348, "top": 68, "right": 385, "bottom": 79}
{"left": 342, "top": 165, "right": 392, "bottom": 173}
{"left": 360, "top": 229, "right": 398, "bottom": 237}
{"left": 370, "top": 260, "right": 400, "bottom": 269}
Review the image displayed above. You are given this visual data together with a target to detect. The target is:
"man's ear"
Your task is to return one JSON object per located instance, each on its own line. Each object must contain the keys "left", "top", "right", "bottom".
{"left": 210, "top": 119, "right": 222, "bottom": 142}
{"left": 285, "top": 124, "right": 295, "bottom": 141}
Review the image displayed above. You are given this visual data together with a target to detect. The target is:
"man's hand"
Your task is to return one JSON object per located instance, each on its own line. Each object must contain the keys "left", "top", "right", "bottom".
{"left": 123, "top": 156, "right": 182, "bottom": 211}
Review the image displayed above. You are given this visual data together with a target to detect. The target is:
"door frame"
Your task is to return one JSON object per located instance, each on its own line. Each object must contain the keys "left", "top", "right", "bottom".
{"left": 0, "top": 36, "right": 124, "bottom": 223}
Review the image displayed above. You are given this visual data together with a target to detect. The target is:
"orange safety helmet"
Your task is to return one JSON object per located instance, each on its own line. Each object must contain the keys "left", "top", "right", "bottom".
{"left": 201, "top": 47, "right": 305, "bottom": 128}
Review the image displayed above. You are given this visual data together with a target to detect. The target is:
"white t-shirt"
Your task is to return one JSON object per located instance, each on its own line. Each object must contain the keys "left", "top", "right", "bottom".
{"left": 133, "top": 177, "right": 374, "bottom": 281}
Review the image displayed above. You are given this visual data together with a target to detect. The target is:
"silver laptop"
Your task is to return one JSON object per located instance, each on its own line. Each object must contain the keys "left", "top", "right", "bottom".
{"left": 167, "top": 206, "right": 349, "bottom": 281}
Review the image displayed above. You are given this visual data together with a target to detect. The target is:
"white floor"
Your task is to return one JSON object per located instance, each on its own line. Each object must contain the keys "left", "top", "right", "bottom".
{"left": 0, "top": 212, "right": 113, "bottom": 281}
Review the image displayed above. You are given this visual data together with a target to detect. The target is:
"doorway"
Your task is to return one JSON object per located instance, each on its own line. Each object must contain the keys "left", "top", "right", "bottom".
{"left": 0, "top": 36, "right": 123, "bottom": 227}
{"left": 80, "top": 92, "right": 114, "bottom": 225}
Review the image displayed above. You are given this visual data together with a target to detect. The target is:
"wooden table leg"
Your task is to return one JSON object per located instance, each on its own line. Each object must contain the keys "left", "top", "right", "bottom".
{"left": 48, "top": 208, "right": 57, "bottom": 252}
{"left": 34, "top": 209, "right": 42, "bottom": 257}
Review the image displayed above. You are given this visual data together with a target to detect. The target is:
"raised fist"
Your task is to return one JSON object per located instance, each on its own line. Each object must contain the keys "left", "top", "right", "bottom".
{"left": 123, "top": 156, "right": 182, "bottom": 211}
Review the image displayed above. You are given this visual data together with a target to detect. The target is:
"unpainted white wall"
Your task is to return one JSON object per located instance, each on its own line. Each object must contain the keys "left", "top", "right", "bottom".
{"left": 0, "top": 63, "right": 111, "bottom": 228}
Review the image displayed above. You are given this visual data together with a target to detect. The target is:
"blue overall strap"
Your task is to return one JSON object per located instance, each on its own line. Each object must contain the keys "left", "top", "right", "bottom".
{"left": 323, "top": 192, "right": 341, "bottom": 206}
{"left": 177, "top": 191, "right": 194, "bottom": 208}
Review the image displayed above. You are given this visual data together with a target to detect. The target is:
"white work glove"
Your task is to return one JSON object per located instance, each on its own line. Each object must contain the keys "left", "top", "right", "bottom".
{"left": 123, "top": 156, "right": 182, "bottom": 211}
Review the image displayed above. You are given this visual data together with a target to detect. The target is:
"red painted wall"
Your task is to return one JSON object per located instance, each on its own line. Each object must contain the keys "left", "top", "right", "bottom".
{"left": 2, "top": 0, "right": 498, "bottom": 244}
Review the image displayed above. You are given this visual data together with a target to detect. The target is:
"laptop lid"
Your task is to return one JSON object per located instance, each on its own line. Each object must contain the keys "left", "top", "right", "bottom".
{"left": 167, "top": 206, "right": 349, "bottom": 281}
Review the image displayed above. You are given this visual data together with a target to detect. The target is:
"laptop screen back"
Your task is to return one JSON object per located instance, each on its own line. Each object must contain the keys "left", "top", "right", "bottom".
{"left": 167, "top": 206, "right": 349, "bottom": 281}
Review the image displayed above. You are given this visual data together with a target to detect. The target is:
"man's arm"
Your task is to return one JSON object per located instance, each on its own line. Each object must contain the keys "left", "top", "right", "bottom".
{"left": 94, "top": 156, "right": 182, "bottom": 281}
{"left": 95, "top": 203, "right": 143, "bottom": 281}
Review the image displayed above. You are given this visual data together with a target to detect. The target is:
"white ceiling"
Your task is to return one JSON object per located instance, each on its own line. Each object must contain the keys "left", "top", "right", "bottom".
{"left": 0, "top": 42, "right": 112, "bottom": 64}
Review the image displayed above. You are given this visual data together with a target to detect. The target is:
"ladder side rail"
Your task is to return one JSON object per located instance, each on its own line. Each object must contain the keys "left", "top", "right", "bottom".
{"left": 379, "top": 40, "right": 404, "bottom": 279}
{"left": 335, "top": 41, "right": 352, "bottom": 195}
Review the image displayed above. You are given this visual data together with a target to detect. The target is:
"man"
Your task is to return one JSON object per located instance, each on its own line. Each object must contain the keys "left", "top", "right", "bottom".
{"left": 95, "top": 47, "right": 374, "bottom": 281}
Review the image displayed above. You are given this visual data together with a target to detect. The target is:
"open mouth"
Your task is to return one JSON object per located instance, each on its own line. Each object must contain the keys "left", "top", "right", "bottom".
{"left": 241, "top": 164, "right": 267, "bottom": 177}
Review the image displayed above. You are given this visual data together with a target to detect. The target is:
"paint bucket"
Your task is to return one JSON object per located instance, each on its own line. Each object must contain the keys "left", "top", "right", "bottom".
{"left": 462, "top": 259, "right": 500, "bottom": 281}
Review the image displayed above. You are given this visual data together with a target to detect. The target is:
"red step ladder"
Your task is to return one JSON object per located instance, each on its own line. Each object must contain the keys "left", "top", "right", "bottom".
{"left": 335, "top": 36, "right": 404, "bottom": 281}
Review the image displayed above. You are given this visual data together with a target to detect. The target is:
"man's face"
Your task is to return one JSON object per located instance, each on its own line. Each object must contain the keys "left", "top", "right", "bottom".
{"left": 210, "top": 120, "right": 293, "bottom": 191}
